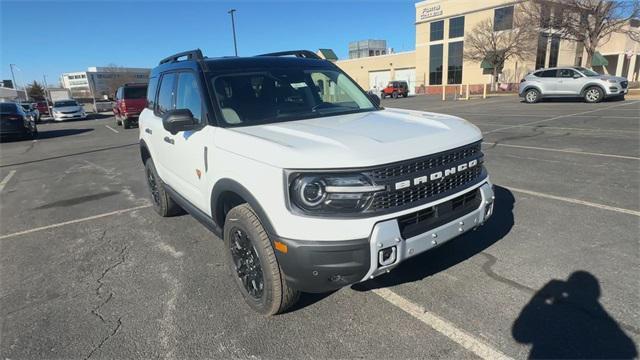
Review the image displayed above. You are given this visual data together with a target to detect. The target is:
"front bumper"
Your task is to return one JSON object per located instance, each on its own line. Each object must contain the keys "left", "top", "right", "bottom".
{"left": 53, "top": 113, "right": 86, "bottom": 121}
{"left": 275, "top": 182, "right": 494, "bottom": 293}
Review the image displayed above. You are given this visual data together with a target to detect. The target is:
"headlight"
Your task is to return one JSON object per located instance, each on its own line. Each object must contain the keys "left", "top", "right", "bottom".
{"left": 289, "top": 173, "right": 385, "bottom": 214}
{"left": 605, "top": 79, "right": 617, "bottom": 83}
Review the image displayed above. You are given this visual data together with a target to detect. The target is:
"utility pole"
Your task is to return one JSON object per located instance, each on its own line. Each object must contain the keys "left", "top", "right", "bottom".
{"left": 43, "top": 74, "right": 52, "bottom": 117}
{"left": 228, "top": 9, "right": 238, "bottom": 56}
{"left": 9, "top": 64, "right": 23, "bottom": 100}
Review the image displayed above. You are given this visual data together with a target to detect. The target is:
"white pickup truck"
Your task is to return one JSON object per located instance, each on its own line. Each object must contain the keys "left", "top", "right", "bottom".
{"left": 139, "top": 49, "right": 495, "bottom": 315}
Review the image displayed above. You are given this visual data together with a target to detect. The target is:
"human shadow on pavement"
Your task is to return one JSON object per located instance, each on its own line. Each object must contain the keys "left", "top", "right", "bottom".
{"left": 512, "top": 271, "right": 637, "bottom": 359}
{"left": 352, "top": 185, "right": 515, "bottom": 291}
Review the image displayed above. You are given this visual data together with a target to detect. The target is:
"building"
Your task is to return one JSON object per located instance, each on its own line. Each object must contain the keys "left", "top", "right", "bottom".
{"left": 60, "top": 66, "right": 150, "bottom": 99}
{"left": 336, "top": 0, "right": 639, "bottom": 94}
{"left": 0, "top": 87, "right": 26, "bottom": 101}
{"left": 348, "top": 39, "right": 388, "bottom": 59}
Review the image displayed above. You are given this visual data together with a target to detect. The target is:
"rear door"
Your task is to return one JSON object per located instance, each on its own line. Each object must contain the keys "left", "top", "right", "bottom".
{"left": 537, "top": 69, "right": 558, "bottom": 95}
{"left": 145, "top": 72, "right": 177, "bottom": 183}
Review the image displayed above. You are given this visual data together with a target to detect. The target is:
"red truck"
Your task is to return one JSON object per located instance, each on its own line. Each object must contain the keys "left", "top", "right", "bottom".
{"left": 113, "top": 83, "right": 147, "bottom": 129}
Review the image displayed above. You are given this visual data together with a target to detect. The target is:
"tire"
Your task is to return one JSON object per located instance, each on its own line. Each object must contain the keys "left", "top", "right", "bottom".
{"left": 224, "top": 204, "right": 299, "bottom": 315}
{"left": 116, "top": 117, "right": 122, "bottom": 126}
{"left": 402, "top": 92, "right": 408, "bottom": 98}
{"left": 30, "top": 125, "right": 38, "bottom": 139}
{"left": 584, "top": 86, "right": 603, "bottom": 103}
{"left": 380, "top": 93, "right": 386, "bottom": 99}
{"left": 144, "top": 158, "right": 183, "bottom": 217}
{"left": 392, "top": 91, "right": 399, "bottom": 99}
{"left": 123, "top": 118, "right": 131, "bottom": 129}
{"left": 524, "top": 88, "right": 540, "bottom": 103}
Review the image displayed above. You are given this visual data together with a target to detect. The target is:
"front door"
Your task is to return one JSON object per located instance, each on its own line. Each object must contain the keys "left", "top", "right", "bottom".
{"left": 556, "top": 68, "right": 585, "bottom": 95}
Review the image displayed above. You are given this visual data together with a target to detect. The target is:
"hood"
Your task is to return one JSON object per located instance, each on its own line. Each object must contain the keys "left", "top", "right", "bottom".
{"left": 596, "top": 74, "right": 627, "bottom": 82}
{"left": 53, "top": 106, "right": 83, "bottom": 112}
{"left": 216, "top": 108, "right": 483, "bottom": 169}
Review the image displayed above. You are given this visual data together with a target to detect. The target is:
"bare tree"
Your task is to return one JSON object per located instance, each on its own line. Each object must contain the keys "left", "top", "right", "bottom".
{"left": 523, "top": 0, "right": 640, "bottom": 67}
{"left": 100, "top": 63, "right": 126, "bottom": 98}
{"left": 464, "top": 13, "right": 538, "bottom": 90}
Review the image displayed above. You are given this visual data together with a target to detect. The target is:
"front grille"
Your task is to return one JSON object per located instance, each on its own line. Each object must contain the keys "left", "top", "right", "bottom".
{"left": 371, "top": 166, "right": 483, "bottom": 211}
{"left": 370, "top": 142, "right": 482, "bottom": 181}
{"left": 62, "top": 110, "right": 78, "bottom": 114}
{"left": 397, "top": 188, "right": 481, "bottom": 239}
{"left": 621, "top": 81, "right": 628, "bottom": 89}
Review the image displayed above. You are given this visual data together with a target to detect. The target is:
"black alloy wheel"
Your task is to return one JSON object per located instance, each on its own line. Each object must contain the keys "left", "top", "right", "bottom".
{"left": 229, "top": 227, "right": 264, "bottom": 300}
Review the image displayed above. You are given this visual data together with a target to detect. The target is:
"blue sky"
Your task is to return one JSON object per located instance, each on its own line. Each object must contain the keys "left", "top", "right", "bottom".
{"left": 1, "top": 1, "right": 416, "bottom": 88}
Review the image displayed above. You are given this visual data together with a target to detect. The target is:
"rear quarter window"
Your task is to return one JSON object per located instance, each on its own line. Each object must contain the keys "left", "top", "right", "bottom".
{"left": 146, "top": 77, "right": 159, "bottom": 109}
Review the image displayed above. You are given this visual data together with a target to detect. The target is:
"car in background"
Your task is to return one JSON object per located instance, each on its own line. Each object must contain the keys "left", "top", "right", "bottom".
{"left": 51, "top": 99, "right": 87, "bottom": 121}
{"left": 519, "top": 66, "right": 629, "bottom": 104}
{"left": 35, "top": 101, "right": 50, "bottom": 116}
{"left": 113, "top": 83, "right": 147, "bottom": 129}
{"left": 381, "top": 80, "right": 409, "bottom": 99}
{"left": 0, "top": 102, "right": 38, "bottom": 139}
{"left": 93, "top": 100, "right": 113, "bottom": 113}
{"left": 20, "top": 103, "right": 40, "bottom": 122}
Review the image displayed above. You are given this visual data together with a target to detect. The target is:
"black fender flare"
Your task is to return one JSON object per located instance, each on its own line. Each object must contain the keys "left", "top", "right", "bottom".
{"left": 210, "top": 178, "right": 278, "bottom": 237}
{"left": 139, "top": 139, "right": 151, "bottom": 164}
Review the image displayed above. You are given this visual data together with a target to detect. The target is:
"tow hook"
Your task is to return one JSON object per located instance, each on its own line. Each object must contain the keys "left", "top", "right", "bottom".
{"left": 378, "top": 246, "right": 397, "bottom": 266}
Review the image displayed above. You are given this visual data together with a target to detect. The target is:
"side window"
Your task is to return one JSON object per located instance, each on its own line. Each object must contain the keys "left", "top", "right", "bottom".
{"left": 146, "top": 77, "right": 159, "bottom": 109}
{"left": 156, "top": 73, "right": 176, "bottom": 115}
{"left": 175, "top": 72, "right": 203, "bottom": 123}
{"left": 540, "top": 70, "right": 557, "bottom": 78}
{"left": 558, "top": 69, "right": 576, "bottom": 78}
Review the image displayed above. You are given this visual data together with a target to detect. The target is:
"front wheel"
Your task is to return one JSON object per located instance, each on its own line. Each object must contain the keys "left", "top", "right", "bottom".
{"left": 224, "top": 204, "right": 299, "bottom": 315}
{"left": 392, "top": 91, "right": 399, "bottom": 99}
{"left": 584, "top": 86, "right": 603, "bottom": 103}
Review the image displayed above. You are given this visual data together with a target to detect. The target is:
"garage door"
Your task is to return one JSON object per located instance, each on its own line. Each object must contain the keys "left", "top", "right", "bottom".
{"left": 369, "top": 70, "right": 391, "bottom": 93}
{"left": 394, "top": 68, "right": 416, "bottom": 95}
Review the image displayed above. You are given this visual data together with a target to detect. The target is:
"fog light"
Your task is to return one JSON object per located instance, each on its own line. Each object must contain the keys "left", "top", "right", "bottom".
{"left": 378, "top": 246, "right": 397, "bottom": 266}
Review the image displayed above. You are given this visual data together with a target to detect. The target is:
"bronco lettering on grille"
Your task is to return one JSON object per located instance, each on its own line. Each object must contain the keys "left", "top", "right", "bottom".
{"left": 394, "top": 159, "right": 479, "bottom": 190}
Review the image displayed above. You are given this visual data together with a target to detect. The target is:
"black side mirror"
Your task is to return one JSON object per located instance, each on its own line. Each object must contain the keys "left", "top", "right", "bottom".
{"left": 369, "top": 93, "right": 381, "bottom": 107}
{"left": 162, "top": 109, "right": 198, "bottom": 135}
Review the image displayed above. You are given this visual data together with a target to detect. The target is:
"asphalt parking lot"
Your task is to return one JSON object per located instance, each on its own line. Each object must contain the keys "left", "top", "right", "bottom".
{"left": 1, "top": 96, "right": 638, "bottom": 359}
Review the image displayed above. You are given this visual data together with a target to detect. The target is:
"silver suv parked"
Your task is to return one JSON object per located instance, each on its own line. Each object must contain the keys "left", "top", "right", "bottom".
{"left": 519, "top": 67, "right": 628, "bottom": 104}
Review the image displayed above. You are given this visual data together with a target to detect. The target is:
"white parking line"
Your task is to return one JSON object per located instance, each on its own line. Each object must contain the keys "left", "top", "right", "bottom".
{"left": 372, "top": 288, "right": 513, "bottom": 360}
{"left": 456, "top": 113, "right": 640, "bottom": 119}
{"left": 0, "top": 170, "right": 17, "bottom": 192}
{"left": 105, "top": 125, "right": 119, "bottom": 133}
{"left": 0, "top": 204, "right": 151, "bottom": 240}
{"left": 506, "top": 186, "right": 640, "bottom": 217}
{"left": 484, "top": 101, "right": 639, "bottom": 134}
{"left": 483, "top": 142, "right": 640, "bottom": 160}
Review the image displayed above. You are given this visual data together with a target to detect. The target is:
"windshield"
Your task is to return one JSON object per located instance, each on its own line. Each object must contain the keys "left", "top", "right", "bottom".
{"left": 124, "top": 86, "right": 146, "bottom": 99}
{"left": 20, "top": 104, "right": 30, "bottom": 110}
{"left": 211, "top": 68, "right": 376, "bottom": 126}
{"left": 573, "top": 67, "right": 600, "bottom": 77}
{"left": 54, "top": 100, "right": 78, "bottom": 107}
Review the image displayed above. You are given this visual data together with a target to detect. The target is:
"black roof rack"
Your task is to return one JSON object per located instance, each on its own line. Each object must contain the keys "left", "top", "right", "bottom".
{"left": 257, "top": 50, "right": 322, "bottom": 60}
{"left": 159, "top": 49, "right": 204, "bottom": 65}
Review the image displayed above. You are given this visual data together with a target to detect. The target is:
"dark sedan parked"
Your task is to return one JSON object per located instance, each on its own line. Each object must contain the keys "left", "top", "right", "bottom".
{"left": 0, "top": 102, "right": 38, "bottom": 140}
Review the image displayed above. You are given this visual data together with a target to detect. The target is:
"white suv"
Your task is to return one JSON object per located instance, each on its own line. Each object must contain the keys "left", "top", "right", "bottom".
{"left": 139, "top": 49, "right": 495, "bottom": 315}
{"left": 519, "top": 66, "right": 628, "bottom": 103}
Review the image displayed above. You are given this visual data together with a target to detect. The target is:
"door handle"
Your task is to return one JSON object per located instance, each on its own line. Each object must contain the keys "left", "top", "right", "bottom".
{"left": 164, "top": 136, "right": 174, "bottom": 145}
{"left": 145, "top": 128, "right": 152, "bottom": 135}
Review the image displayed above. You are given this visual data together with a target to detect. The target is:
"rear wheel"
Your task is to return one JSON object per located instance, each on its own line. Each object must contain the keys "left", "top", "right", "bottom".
{"left": 224, "top": 204, "right": 299, "bottom": 315}
{"left": 584, "top": 86, "right": 603, "bottom": 103}
{"left": 144, "top": 158, "right": 183, "bottom": 217}
{"left": 123, "top": 118, "right": 131, "bottom": 129}
{"left": 524, "top": 88, "right": 540, "bottom": 104}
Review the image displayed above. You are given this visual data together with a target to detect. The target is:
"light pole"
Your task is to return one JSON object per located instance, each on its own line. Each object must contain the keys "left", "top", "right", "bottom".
{"left": 228, "top": 9, "right": 238, "bottom": 56}
{"left": 43, "top": 75, "right": 52, "bottom": 117}
{"left": 9, "top": 64, "right": 24, "bottom": 100}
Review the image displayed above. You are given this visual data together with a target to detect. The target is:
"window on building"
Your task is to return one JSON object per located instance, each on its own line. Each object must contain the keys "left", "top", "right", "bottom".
{"left": 429, "top": 44, "right": 443, "bottom": 85}
{"left": 449, "top": 17, "right": 465, "bottom": 38}
{"left": 430, "top": 20, "right": 444, "bottom": 41}
{"left": 156, "top": 73, "right": 176, "bottom": 114}
{"left": 494, "top": 6, "right": 514, "bottom": 31}
{"left": 548, "top": 35, "right": 560, "bottom": 67}
{"left": 175, "top": 72, "right": 202, "bottom": 123}
{"left": 574, "top": 42, "right": 584, "bottom": 66}
{"left": 535, "top": 34, "right": 548, "bottom": 69}
{"left": 369, "top": 50, "right": 374, "bottom": 56}
{"left": 447, "top": 42, "right": 464, "bottom": 84}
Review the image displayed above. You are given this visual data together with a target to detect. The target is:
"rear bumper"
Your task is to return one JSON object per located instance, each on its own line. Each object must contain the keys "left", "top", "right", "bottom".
{"left": 274, "top": 181, "right": 494, "bottom": 293}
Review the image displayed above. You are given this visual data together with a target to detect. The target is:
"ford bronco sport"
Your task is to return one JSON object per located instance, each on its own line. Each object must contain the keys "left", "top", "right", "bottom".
{"left": 140, "top": 49, "right": 494, "bottom": 315}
